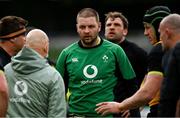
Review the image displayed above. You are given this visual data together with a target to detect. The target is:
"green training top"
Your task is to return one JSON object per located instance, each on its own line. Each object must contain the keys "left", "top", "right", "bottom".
{"left": 56, "top": 39, "right": 135, "bottom": 117}
{"left": 5, "top": 47, "right": 66, "bottom": 117}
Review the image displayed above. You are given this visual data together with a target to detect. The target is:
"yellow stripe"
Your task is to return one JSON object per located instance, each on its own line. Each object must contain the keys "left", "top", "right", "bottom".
{"left": 149, "top": 90, "right": 160, "bottom": 106}
{"left": 66, "top": 89, "right": 71, "bottom": 101}
{"left": 0, "top": 70, "right": 4, "bottom": 75}
{"left": 148, "top": 71, "right": 163, "bottom": 76}
{"left": 154, "top": 41, "right": 162, "bottom": 46}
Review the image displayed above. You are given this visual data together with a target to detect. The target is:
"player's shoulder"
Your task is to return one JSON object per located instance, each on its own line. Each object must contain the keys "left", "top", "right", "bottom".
{"left": 153, "top": 42, "right": 162, "bottom": 49}
{"left": 173, "top": 42, "right": 180, "bottom": 58}
{"left": 103, "top": 39, "right": 122, "bottom": 49}
{"left": 126, "top": 40, "right": 147, "bottom": 53}
{"left": 62, "top": 41, "right": 79, "bottom": 52}
{"left": 150, "top": 43, "right": 163, "bottom": 54}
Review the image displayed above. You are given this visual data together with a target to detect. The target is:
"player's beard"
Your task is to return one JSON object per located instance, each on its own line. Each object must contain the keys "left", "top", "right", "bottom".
{"left": 81, "top": 36, "right": 97, "bottom": 46}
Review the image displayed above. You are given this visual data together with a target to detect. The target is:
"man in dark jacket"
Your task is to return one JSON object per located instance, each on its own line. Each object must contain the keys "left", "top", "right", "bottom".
{"left": 158, "top": 13, "right": 180, "bottom": 117}
{"left": 104, "top": 11, "right": 148, "bottom": 117}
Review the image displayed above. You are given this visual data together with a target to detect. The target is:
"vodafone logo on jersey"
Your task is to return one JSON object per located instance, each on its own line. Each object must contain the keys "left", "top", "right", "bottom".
{"left": 14, "top": 81, "right": 28, "bottom": 96}
{"left": 83, "top": 64, "right": 98, "bottom": 78}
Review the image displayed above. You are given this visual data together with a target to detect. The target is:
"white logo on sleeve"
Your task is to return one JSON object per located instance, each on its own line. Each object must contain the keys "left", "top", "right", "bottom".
{"left": 83, "top": 65, "right": 98, "bottom": 78}
{"left": 72, "top": 58, "right": 78, "bottom": 62}
{"left": 14, "top": 81, "right": 28, "bottom": 96}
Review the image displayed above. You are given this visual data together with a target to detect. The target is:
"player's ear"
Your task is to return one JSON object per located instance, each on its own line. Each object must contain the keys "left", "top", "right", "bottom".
{"left": 123, "top": 29, "right": 128, "bottom": 36}
{"left": 165, "top": 28, "right": 172, "bottom": 40}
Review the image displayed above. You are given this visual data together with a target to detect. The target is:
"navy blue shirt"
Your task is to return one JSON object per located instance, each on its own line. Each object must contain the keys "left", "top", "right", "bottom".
{"left": 0, "top": 47, "right": 11, "bottom": 70}
{"left": 159, "top": 42, "right": 180, "bottom": 117}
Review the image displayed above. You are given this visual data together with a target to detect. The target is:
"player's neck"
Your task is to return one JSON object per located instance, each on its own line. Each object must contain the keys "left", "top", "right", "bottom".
{"left": 81, "top": 36, "right": 101, "bottom": 48}
{"left": 118, "top": 37, "right": 125, "bottom": 44}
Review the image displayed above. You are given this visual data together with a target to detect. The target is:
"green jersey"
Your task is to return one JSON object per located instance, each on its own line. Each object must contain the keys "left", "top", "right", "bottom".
{"left": 56, "top": 39, "right": 135, "bottom": 117}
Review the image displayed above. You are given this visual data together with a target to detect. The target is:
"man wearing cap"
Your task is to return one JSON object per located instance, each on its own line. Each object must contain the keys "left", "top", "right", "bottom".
{"left": 95, "top": 6, "right": 171, "bottom": 117}
{"left": 0, "top": 15, "right": 28, "bottom": 69}
{"left": 140, "top": 6, "right": 171, "bottom": 117}
{"left": 0, "top": 15, "right": 27, "bottom": 117}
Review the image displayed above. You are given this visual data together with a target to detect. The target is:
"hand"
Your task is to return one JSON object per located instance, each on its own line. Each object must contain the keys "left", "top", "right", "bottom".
{"left": 121, "top": 110, "right": 130, "bottom": 118}
{"left": 95, "top": 102, "right": 121, "bottom": 116}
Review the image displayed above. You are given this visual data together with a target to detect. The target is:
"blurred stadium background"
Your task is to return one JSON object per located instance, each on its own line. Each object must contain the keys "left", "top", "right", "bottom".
{"left": 0, "top": 0, "right": 179, "bottom": 62}
{"left": 1, "top": 0, "right": 179, "bottom": 116}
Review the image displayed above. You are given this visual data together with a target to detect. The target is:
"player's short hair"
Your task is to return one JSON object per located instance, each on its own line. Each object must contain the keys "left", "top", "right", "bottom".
{"left": 105, "top": 11, "right": 128, "bottom": 29}
{"left": 76, "top": 8, "right": 100, "bottom": 22}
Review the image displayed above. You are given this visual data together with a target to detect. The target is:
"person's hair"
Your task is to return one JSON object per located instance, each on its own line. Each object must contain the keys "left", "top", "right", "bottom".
{"left": 143, "top": 6, "right": 171, "bottom": 41}
{"left": 105, "top": 11, "right": 128, "bottom": 29}
{"left": 76, "top": 8, "right": 100, "bottom": 22}
{"left": 0, "top": 16, "right": 28, "bottom": 41}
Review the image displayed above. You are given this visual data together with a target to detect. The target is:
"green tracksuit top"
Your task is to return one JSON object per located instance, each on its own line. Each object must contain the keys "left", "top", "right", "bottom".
{"left": 56, "top": 39, "right": 135, "bottom": 117}
{"left": 4, "top": 47, "right": 66, "bottom": 117}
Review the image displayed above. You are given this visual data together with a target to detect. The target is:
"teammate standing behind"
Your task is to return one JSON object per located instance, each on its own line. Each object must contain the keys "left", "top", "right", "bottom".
{"left": 96, "top": 6, "right": 171, "bottom": 117}
{"left": 4, "top": 29, "right": 66, "bottom": 117}
{"left": 105, "top": 11, "right": 147, "bottom": 117}
{"left": 56, "top": 8, "right": 136, "bottom": 117}
{"left": 158, "top": 13, "right": 180, "bottom": 117}
{"left": 0, "top": 15, "right": 28, "bottom": 117}
{"left": 105, "top": 12, "right": 147, "bottom": 88}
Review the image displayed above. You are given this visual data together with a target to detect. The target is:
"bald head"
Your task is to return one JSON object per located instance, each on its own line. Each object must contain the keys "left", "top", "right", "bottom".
{"left": 159, "top": 14, "right": 180, "bottom": 50}
{"left": 25, "top": 29, "right": 49, "bottom": 57}
{"left": 160, "top": 14, "right": 180, "bottom": 34}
